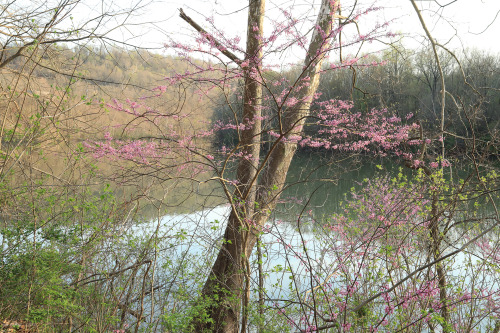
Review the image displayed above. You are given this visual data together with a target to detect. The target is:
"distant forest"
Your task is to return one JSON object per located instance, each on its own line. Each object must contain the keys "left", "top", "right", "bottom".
{"left": 3, "top": 44, "right": 499, "bottom": 152}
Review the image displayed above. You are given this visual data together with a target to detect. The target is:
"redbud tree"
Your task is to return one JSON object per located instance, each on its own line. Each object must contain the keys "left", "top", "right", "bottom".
{"left": 84, "top": 0, "right": 500, "bottom": 332}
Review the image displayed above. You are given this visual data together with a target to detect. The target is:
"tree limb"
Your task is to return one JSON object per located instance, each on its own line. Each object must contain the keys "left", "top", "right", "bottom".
{"left": 179, "top": 8, "right": 242, "bottom": 66}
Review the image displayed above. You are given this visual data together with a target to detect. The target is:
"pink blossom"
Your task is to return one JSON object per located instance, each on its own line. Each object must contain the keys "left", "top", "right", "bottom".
{"left": 342, "top": 323, "right": 351, "bottom": 331}
{"left": 413, "top": 159, "right": 422, "bottom": 167}
{"left": 441, "top": 159, "right": 451, "bottom": 167}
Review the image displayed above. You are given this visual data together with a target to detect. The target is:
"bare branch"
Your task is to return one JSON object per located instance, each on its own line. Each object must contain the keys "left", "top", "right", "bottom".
{"left": 178, "top": 8, "right": 242, "bottom": 66}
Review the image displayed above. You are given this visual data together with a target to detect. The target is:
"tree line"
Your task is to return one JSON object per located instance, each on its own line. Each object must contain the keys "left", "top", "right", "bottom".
{"left": 214, "top": 46, "right": 500, "bottom": 158}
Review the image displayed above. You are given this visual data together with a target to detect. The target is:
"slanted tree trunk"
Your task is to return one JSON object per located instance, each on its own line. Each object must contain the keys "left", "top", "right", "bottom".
{"left": 192, "top": 1, "right": 339, "bottom": 332}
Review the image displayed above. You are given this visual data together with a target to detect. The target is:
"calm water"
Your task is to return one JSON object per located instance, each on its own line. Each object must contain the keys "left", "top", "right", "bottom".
{"left": 132, "top": 155, "right": 499, "bottom": 331}
{"left": 3, "top": 154, "right": 497, "bottom": 331}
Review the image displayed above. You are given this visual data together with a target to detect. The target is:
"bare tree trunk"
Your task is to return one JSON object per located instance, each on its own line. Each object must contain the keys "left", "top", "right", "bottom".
{"left": 256, "top": 237, "right": 264, "bottom": 333}
{"left": 429, "top": 194, "right": 451, "bottom": 332}
{"left": 254, "top": 0, "right": 337, "bottom": 224}
{"left": 193, "top": 1, "right": 338, "bottom": 332}
{"left": 410, "top": 0, "right": 446, "bottom": 161}
{"left": 410, "top": 2, "right": 450, "bottom": 330}
{"left": 193, "top": 0, "right": 265, "bottom": 331}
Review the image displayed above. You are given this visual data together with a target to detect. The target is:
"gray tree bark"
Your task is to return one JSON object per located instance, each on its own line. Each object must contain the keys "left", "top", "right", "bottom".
{"left": 191, "top": 1, "right": 339, "bottom": 331}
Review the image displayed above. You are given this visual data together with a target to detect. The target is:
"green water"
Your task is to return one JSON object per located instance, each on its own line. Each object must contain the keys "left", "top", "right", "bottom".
{"left": 133, "top": 150, "right": 497, "bottom": 225}
{"left": 135, "top": 153, "right": 408, "bottom": 222}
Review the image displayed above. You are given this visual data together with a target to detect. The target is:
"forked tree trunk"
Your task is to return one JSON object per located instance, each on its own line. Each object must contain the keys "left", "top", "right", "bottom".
{"left": 193, "top": 1, "right": 338, "bottom": 332}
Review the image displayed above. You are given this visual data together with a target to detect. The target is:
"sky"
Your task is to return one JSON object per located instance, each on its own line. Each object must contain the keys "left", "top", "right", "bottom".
{"left": 84, "top": 0, "right": 500, "bottom": 61}
{"left": 381, "top": 0, "right": 500, "bottom": 53}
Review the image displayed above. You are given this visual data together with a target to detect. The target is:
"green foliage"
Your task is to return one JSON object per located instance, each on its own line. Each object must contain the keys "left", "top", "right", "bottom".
{"left": 0, "top": 180, "right": 128, "bottom": 331}
{"left": 0, "top": 247, "right": 82, "bottom": 323}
